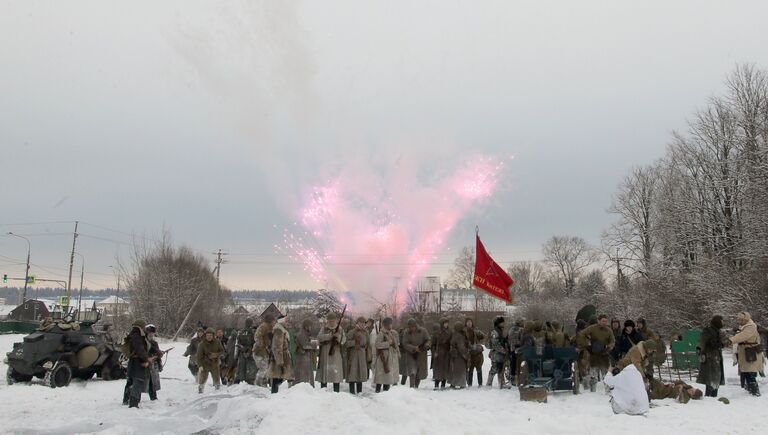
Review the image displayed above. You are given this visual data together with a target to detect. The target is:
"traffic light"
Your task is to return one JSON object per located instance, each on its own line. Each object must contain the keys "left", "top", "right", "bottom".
{"left": 2, "top": 274, "right": 7, "bottom": 283}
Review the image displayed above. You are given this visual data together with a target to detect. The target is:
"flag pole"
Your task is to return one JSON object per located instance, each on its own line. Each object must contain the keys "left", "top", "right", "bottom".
{"left": 474, "top": 226, "right": 479, "bottom": 324}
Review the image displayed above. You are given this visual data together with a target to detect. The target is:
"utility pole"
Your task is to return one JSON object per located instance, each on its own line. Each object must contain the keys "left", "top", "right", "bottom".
{"left": 73, "top": 252, "right": 84, "bottom": 320}
{"left": 213, "top": 249, "right": 228, "bottom": 320}
{"left": 7, "top": 232, "right": 31, "bottom": 303}
{"left": 66, "top": 221, "right": 79, "bottom": 307}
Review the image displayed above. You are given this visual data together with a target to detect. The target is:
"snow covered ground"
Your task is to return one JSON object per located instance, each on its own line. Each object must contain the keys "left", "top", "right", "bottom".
{"left": 1, "top": 333, "right": 765, "bottom": 435}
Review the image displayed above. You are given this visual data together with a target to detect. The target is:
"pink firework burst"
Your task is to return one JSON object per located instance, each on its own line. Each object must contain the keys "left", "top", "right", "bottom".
{"left": 455, "top": 156, "right": 504, "bottom": 200}
{"left": 276, "top": 229, "right": 328, "bottom": 284}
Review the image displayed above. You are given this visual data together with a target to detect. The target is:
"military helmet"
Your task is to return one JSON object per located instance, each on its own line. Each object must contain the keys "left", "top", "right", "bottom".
{"left": 263, "top": 313, "right": 276, "bottom": 324}
{"left": 205, "top": 327, "right": 215, "bottom": 335}
{"left": 453, "top": 321, "right": 465, "bottom": 333}
{"left": 326, "top": 312, "right": 338, "bottom": 321}
{"left": 382, "top": 317, "right": 393, "bottom": 327}
{"left": 132, "top": 319, "right": 147, "bottom": 329}
{"left": 356, "top": 316, "right": 367, "bottom": 324}
{"left": 302, "top": 318, "right": 313, "bottom": 329}
{"left": 245, "top": 318, "right": 254, "bottom": 328}
{"left": 643, "top": 339, "right": 658, "bottom": 352}
{"left": 407, "top": 318, "right": 417, "bottom": 327}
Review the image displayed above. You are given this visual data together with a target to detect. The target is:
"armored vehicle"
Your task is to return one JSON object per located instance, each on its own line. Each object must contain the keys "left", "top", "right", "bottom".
{"left": 5, "top": 315, "right": 126, "bottom": 388}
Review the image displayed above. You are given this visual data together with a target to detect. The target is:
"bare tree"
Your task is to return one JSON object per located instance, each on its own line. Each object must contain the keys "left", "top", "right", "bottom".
{"left": 542, "top": 236, "right": 599, "bottom": 295}
{"left": 507, "top": 261, "right": 546, "bottom": 302}
{"left": 447, "top": 246, "right": 474, "bottom": 289}
{"left": 602, "top": 165, "right": 660, "bottom": 277}
{"left": 126, "top": 230, "right": 229, "bottom": 336}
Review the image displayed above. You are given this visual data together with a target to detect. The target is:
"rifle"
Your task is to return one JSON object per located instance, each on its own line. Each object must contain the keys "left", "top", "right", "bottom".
{"left": 328, "top": 304, "right": 347, "bottom": 356}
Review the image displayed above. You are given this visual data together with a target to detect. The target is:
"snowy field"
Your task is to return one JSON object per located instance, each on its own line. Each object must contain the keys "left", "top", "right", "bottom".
{"left": 1, "top": 333, "right": 764, "bottom": 435}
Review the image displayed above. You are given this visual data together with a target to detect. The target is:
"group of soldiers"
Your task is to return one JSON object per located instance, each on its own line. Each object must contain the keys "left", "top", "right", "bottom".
{"left": 121, "top": 309, "right": 764, "bottom": 408}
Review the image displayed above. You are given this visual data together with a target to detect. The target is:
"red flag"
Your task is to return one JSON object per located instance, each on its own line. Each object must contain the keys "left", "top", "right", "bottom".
{"left": 473, "top": 234, "right": 515, "bottom": 303}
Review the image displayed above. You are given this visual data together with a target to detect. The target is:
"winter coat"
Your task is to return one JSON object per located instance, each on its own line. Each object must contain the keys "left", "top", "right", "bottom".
{"left": 252, "top": 323, "right": 273, "bottom": 359}
{"left": 580, "top": 324, "right": 615, "bottom": 369}
{"left": 466, "top": 327, "right": 485, "bottom": 368}
{"left": 293, "top": 328, "right": 317, "bottom": 385}
{"left": 730, "top": 319, "right": 764, "bottom": 374}
{"left": 604, "top": 365, "right": 649, "bottom": 415}
{"left": 196, "top": 338, "right": 225, "bottom": 370}
{"left": 616, "top": 342, "right": 651, "bottom": 380}
{"left": 345, "top": 326, "right": 370, "bottom": 383}
{"left": 398, "top": 329, "right": 407, "bottom": 377}
{"left": 236, "top": 328, "right": 255, "bottom": 358}
{"left": 696, "top": 324, "right": 725, "bottom": 388}
{"left": 127, "top": 326, "right": 150, "bottom": 382}
{"left": 489, "top": 326, "right": 508, "bottom": 364}
{"left": 270, "top": 323, "right": 294, "bottom": 380}
{"left": 433, "top": 327, "right": 452, "bottom": 381}
{"left": 615, "top": 330, "right": 645, "bottom": 361}
{"left": 373, "top": 328, "right": 399, "bottom": 385}
{"left": 507, "top": 325, "right": 523, "bottom": 350}
{"left": 401, "top": 326, "right": 431, "bottom": 379}
{"left": 316, "top": 325, "right": 346, "bottom": 384}
{"left": 183, "top": 335, "right": 202, "bottom": 366}
{"left": 449, "top": 326, "right": 469, "bottom": 387}
{"left": 148, "top": 338, "right": 162, "bottom": 392}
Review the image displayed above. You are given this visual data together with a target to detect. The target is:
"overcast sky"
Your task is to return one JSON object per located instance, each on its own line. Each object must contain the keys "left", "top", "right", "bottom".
{"left": 2, "top": 0, "right": 768, "bottom": 292}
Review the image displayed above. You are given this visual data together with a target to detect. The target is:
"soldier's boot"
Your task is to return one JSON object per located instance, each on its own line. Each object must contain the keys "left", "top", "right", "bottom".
{"left": 400, "top": 374, "right": 407, "bottom": 385}
{"left": 122, "top": 385, "right": 130, "bottom": 406}
{"left": 415, "top": 378, "right": 421, "bottom": 388}
{"left": 128, "top": 396, "right": 140, "bottom": 409}
{"left": 477, "top": 371, "right": 483, "bottom": 387}
{"left": 440, "top": 380, "right": 446, "bottom": 390}
{"left": 383, "top": 385, "right": 391, "bottom": 391}
{"left": 349, "top": 382, "right": 357, "bottom": 394}
{"left": 705, "top": 386, "right": 718, "bottom": 397}
{"left": 498, "top": 373, "right": 510, "bottom": 389}
{"left": 198, "top": 384, "right": 204, "bottom": 394}
{"left": 409, "top": 377, "right": 417, "bottom": 388}
{"left": 485, "top": 373, "right": 494, "bottom": 387}
{"left": 333, "top": 383, "right": 340, "bottom": 393}
{"left": 434, "top": 380, "right": 440, "bottom": 390}
{"left": 149, "top": 391, "right": 158, "bottom": 401}
{"left": 466, "top": 370, "right": 473, "bottom": 387}
{"left": 376, "top": 384, "right": 383, "bottom": 393}
{"left": 214, "top": 384, "right": 221, "bottom": 391}
{"left": 748, "top": 382, "right": 761, "bottom": 397}
{"left": 589, "top": 375, "right": 597, "bottom": 393}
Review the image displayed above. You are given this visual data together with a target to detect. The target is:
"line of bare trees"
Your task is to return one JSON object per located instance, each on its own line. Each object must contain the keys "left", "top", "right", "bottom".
{"left": 599, "top": 64, "right": 768, "bottom": 332}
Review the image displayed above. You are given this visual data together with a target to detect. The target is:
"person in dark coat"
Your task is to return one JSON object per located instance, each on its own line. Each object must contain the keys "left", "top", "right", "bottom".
{"left": 234, "top": 318, "right": 257, "bottom": 384}
{"left": 432, "top": 318, "right": 451, "bottom": 390}
{"left": 449, "top": 322, "right": 469, "bottom": 389}
{"left": 697, "top": 315, "right": 726, "bottom": 397}
{"left": 146, "top": 324, "right": 164, "bottom": 401}
{"left": 615, "top": 320, "right": 645, "bottom": 362}
{"left": 182, "top": 327, "right": 205, "bottom": 378}
{"left": 465, "top": 318, "right": 485, "bottom": 387}
{"left": 486, "top": 316, "right": 510, "bottom": 389}
{"left": 123, "top": 319, "right": 151, "bottom": 408}
{"left": 401, "top": 318, "right": 431, "bottom": 388}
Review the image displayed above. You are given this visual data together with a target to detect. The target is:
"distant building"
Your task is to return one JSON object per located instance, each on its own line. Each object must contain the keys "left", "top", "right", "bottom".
{"left": 96, "top": 296, "right": 129, "bottom": 315}
{"left": 9, "top": 300, "right": 50, "bottom": 322}
{"left": 258, "top": 303, "right": 283, "bottom": 321}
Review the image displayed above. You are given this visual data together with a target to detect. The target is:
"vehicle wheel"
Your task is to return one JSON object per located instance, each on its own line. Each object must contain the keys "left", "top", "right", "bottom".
{"left": 7, "top": 367, "right": 33, "bottom": 384}
{"left": 46, "top": 362, "right": 73, "bottom": 388}
{"left": 572, "top": 362, "right": 580, "bottom": 395}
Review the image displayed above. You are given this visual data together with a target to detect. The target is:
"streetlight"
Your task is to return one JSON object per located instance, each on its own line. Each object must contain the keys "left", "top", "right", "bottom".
{"left": 73, "top": 252, "right": 85, "bottom": 320}
{"left": 7, "top": 232, "right": 31, "bottom": 303}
